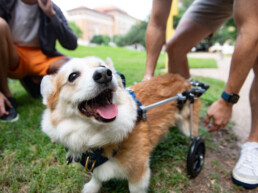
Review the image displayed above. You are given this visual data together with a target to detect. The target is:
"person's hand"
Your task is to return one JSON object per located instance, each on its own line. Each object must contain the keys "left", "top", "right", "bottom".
{"left": 0, "top": 92, "right": 12, "bottom": 117}
{"left": 38, "top": 0, "right": 56, "bottom": 19}
{"left": 203, "top": 98, "right": 233, "bottom": 132}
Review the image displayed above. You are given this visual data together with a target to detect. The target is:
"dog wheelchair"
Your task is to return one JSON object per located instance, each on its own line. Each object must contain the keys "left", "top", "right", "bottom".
{"left": 128, "top": 77, "right": 209, "bottom": 178}
{"left": 67, "top": 72, "right": 209, "bottom": 178}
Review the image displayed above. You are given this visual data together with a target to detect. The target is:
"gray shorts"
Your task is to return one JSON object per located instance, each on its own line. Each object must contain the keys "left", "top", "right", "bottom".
{"left": 182, "top": 0, "right": 234, "bottom": 33}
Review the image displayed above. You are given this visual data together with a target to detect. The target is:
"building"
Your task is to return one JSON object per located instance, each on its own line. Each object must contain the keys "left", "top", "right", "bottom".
{"left": 67, "top": 6, "right": 140, "bottom": 43}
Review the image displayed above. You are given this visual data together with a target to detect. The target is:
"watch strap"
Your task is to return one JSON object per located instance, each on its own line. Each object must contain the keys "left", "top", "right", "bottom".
{"left": 221, "top": 91, "right": 239, "bottom": 104}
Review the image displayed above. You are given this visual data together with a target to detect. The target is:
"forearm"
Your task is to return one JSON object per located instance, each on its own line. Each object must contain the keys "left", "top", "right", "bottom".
{"left": 225, "top": 0, "right": 258, "bottom": 95}
{"left": 49, "top": 5, "right": 77, "bottom": 50}
{"left": 225, "top": 32, "right": 258, "bottom": 94}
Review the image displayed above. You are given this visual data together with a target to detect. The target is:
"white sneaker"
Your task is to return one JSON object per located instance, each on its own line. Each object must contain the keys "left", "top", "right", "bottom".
{"left": 232, "top": 142, "right": 258, "bottom": 189}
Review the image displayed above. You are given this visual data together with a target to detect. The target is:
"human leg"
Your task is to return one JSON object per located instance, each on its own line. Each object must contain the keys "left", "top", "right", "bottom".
{"left": 47, "top": 56, "right": 70, "bottom": 74}
{"left": 20, "top": 57, "right": 70, "bottom": 98}
{"left": 0, "top": 18, "right": 19, "bottom": 121}
{"left": 0, "top": 18, "right": 19, "bottom": 98}
{"left": 8, "top": 45, "right": 69, "bottom": 98}
{"left": 166, "top": 0, "right": 233, "bottom": 79}
{"left": 248, "top": 61, "right": 258, "bottom": 142}
{"left": 166, "top": 18, "right": 212, "bottom": 78}
{"left": 231, "top": 61, "right": 258, "bottom": 189}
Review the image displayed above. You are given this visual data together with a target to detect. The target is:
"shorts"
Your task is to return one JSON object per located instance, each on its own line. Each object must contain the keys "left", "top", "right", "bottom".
{"left": 182, "top": 0, "right": 234, "bottom": 33}
{"left": 8, "top": 46, "right": 65, "bottom": 79}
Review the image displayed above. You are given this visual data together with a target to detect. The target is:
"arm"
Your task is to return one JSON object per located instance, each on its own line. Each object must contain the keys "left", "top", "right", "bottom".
{"left": 204, "top": 0, "right": 258, "bottom": 132}
{"left": 38, "top": 0, "right": 77, "bottom": 50}
{"left": 143, "top": 0, "right": 172, "bottom": 81}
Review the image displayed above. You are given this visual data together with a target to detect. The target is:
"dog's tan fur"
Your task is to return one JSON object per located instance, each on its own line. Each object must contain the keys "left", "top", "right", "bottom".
{"left": 41, "top": 57, "right": 201, "bottom": 193}
{"left": 102, "top": 74, "right": 201, "bottom": 183}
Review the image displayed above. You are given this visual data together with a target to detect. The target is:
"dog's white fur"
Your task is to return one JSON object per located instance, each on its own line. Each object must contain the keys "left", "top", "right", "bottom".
{"left": 41, "top": 57, "right": 137, "bottom": 157}
{"left": 41, "top": 56, "right": 200, "bottom": 193}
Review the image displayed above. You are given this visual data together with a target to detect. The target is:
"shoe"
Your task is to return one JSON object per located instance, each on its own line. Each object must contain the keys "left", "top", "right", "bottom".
{"left": 232, "top": 142, "right": 258, "bottom": 189}
{"left": 0, "top": 97, "right": 19, "bottom": 122}
{"left": 20, "top": 76, "right": 41, "bottom": 99}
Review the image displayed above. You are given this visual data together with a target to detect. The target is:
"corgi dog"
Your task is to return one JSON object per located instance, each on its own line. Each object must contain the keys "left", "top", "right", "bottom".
{"left": 41, "top": 56, "right": 201, "bottom": 193}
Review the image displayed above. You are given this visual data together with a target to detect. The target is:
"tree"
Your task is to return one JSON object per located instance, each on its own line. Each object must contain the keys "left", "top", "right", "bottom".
{"left": 211, "top": 18, "right": 236, "bottom": 45}
{"left": 114, "top": 21, "right": 148, "bottom": 47}
{"left": 90, "top": 35, "right": 110, "bottom": 46}
{"left": 68, "top": 21, "right": 83, "bottom": 38}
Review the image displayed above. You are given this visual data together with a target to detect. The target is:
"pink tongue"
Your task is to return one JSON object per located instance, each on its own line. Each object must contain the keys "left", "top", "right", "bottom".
{"left": 96, "top": 104, "right": 118, "bottom": 119}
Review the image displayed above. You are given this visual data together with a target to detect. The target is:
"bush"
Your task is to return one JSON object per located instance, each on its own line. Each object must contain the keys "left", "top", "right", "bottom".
{"left": 90, "top": 35, "right": 110, "bottom": 46}
{"left": 114, "top": 21, "right": 148, "bottom": 47}
{"left": 68, "top": 21, "right": 83, "bottom": 38}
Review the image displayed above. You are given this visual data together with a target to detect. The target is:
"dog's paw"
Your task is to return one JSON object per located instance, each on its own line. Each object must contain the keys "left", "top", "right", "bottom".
{"left": 81, "top": 178, "right": 102, "bottom": 193}
{"left": 66, "top": 151, "right": 81, "bottom": 164}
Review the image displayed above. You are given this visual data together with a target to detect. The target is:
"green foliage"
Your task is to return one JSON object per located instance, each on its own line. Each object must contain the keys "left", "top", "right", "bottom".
{"left": 211, "top": 19, "right": 237, "bottom": 45}
{"left": 90, "top": 35, "right": 110, "bottom": 46}
{"left": 68, "top": 21, "right": 83, "bottom": 38}
{"left": 114, "top": 21, "right": 148, "bottom": 47}
{"left": 195, "top": 76, "right": 225, "bottom": 105}
{"left": 189, "top": 58, "right": 217, "bottom": 68}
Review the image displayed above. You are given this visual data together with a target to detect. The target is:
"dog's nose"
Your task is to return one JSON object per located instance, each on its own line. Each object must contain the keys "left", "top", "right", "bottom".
{"left": 93, "top": 68, "right": 112, "bottom": 84}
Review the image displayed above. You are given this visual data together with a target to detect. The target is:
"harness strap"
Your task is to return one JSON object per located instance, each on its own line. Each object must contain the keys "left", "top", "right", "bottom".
{"left": 79, "top": 148, "right": 119, "bottom": 173}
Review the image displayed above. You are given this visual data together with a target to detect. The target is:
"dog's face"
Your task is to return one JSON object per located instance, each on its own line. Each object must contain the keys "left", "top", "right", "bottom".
{"left": 41, "top": 57, "right": 137, "bottom": 154}
{"left": 42, "top": 57, "right": 119, "bottom": 123}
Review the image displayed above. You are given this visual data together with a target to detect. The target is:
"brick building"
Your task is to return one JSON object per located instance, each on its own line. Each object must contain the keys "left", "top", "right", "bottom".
{"left": 67, "top": 6, "right": 140, "bottom": 43}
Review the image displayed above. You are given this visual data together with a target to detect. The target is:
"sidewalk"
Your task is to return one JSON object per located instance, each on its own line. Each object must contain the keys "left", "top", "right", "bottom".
{"left": 189, "top": 52, "right": 253, "bottom": 143}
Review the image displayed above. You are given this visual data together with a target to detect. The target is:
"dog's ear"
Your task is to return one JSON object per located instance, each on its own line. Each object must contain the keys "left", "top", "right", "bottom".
{"left": 105, "top": 57, "right": 116, "bottom": 72}
{"left": 41, "top": 75, "right": 55, "bottom": 105}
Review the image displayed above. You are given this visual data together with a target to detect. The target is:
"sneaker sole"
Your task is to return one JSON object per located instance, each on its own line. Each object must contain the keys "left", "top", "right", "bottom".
{"left": 0, "top": 114, "right": 19, "bottom": 123}
{"left": 232, "top": 175, "right": 258, "bottom": 189}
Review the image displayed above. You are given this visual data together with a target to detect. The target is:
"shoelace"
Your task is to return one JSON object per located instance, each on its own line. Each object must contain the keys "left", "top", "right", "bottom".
{"left": 238, "top": 145, "right": 258, "bottom": 176}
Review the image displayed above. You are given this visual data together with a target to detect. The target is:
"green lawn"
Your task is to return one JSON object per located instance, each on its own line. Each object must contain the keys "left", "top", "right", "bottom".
{"left": 189, "top": 58, "right": 217, "bottom": 69}
{"left": 0, "top": 45, "right": 222, "bottom": 193}
{"left": 56, "top": 44, "right": 217, "bottom": 85}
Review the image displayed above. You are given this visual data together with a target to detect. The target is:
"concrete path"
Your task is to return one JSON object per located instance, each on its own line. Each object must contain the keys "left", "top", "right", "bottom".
{"left": 189, "top": 52, "right": 253, "bottom": 143}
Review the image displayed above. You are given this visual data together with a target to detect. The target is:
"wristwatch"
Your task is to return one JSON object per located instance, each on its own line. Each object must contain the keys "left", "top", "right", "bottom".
{"left": 221, "top": 91, "right": 240, "bottom": 104}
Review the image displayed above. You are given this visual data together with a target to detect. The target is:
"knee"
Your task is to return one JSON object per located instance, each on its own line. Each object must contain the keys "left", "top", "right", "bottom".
{"left": 0, "top": 18, "right": 9, "bottom": 35}
{"left": 166, "top": 37, "right": 189, "bottom": 59}
{"left": 166, "top": 39, "right": 180, "bottom": 58}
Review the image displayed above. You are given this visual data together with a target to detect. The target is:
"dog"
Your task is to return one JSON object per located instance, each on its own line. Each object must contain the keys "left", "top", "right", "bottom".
{"left": 41, "top": 56, "right": 201, "bottom": 193}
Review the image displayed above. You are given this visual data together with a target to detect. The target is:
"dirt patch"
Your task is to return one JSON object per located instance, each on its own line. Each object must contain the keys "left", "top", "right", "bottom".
{"left": 184, "top": 129, "right": 256, "bottom": 193}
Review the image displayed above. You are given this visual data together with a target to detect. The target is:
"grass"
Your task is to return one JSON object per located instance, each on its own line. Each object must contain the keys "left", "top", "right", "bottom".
{"left": 0, "top": 45, "right": 223, "bottom": 192}
{"left": 189, "top": 58, "right": 217, "bottom": 69}
{"left": 56, "top": 44, "right": 217, "bottom": 85}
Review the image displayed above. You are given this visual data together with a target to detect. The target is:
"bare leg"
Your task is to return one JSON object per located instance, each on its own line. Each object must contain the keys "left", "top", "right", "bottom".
{"left": 0, "top": 18, "right": 19, "bottom": 117}
{"left": 28, "top": 57, "right": 70, "bottom": 84}
{"left": 47, "top": 57, "right": 70, "bottom": 74}
{"left": 0, "top": 18, "right": 19, "bottom": 97}
{"left": 248, "top": 60, "right": 258, "bottom": 142}
{"left": 166, "top": 18, "right": 212, "bottom": 79}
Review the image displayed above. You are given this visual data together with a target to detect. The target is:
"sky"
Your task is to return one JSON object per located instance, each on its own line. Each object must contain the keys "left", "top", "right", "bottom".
{"left": 52, "top": 0, "right": 153, "bottom": 21}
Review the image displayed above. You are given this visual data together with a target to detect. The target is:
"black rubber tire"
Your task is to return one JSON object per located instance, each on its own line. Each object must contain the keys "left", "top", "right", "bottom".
{"left": 187, "top": 136, "right": 205, "bottom": 178}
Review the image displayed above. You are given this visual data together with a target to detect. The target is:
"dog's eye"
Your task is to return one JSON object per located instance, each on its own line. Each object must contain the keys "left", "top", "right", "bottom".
{"left": 68, "top": 72, "right": 80, "bottom": 82}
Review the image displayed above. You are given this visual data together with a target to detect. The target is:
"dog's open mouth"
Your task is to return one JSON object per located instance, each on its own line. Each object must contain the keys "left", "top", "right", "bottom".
{"left": 78, "top": 89, "right": 118, "bottom": 122}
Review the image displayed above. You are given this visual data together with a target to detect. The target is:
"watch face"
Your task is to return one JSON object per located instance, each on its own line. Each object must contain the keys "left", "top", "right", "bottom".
{"left": 230, "top": 95, "right": 239, "bottom": 104}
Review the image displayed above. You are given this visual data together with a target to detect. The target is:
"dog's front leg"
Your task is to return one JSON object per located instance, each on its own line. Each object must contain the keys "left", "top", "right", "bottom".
{"left": 82, "top": 176, "right": 102, "bottom": 193}
{"left": 128, "top": 167, "right": 151, "bottom": 193}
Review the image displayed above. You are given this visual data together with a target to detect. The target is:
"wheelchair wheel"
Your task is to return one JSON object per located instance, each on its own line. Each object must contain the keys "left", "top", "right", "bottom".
{"left": 187, "top": 136, "right": 205, "bottom": 178}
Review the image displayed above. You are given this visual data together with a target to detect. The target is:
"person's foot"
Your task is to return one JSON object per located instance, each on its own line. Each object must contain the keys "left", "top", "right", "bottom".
{"left": 232, "top": 142, "right": 258, "bottom": 189}
{"left": 0, "top": 97, "right": 19, "bottom": 122}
